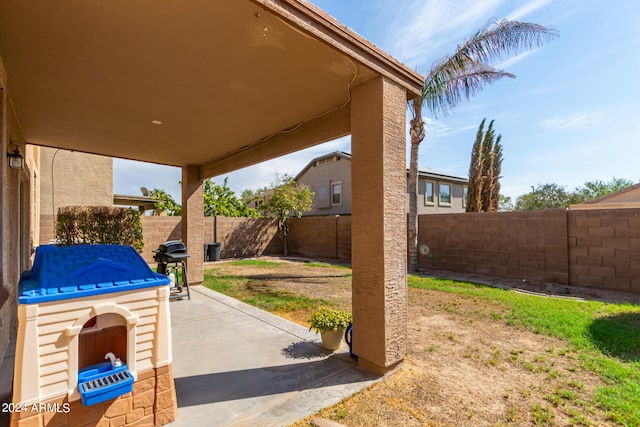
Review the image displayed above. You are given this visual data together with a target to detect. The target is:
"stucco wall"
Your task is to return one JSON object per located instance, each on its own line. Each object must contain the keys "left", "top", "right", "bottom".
{"left": 39, "top": 147, "right": 113, "bottom": 220}
{"left": 410, "top": 179, "right": 467, "bottom": 214}
{"left": 296, "top": 155, "right": 352, "bottom": 216}
{"left": 1, "top": 63, "right": 37, "bottom": 362}
{"left": 297, "top": 154, "right": 467, "bottom": 216}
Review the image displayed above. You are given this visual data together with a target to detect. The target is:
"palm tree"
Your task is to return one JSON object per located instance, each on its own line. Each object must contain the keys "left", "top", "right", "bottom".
{"left": 408, "top": 19, "right": 558, "bottom": 271}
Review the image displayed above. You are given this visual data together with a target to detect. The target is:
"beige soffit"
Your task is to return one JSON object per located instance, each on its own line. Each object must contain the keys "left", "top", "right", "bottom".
{"left": 0, "top": 1, "right": 423, "bottom": 178}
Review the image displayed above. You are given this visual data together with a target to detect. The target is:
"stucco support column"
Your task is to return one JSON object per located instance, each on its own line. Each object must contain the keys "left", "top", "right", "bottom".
{"left": 351, "top": 76, "right": 408, "bottom": 375}
{"left": 181, "top": 165, "right": 204, "bottom": 284}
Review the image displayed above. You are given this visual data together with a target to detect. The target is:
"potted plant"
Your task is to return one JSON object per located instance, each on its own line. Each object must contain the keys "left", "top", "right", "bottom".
{"left": 308, "top": 306, "right": 352, "bottom": 351}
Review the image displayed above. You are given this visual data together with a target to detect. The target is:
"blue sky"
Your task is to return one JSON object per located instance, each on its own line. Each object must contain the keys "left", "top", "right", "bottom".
{"left": 114, "top": 0, "right": 640, "bottom": 202}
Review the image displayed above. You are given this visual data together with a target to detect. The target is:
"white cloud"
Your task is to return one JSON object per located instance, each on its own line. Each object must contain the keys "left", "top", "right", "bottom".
{"left": 494, "top": 49, "right": 538, "bottom": 69}
{"left": 383, "top": 0, "right": 559, "bottom": 73}
{"left": 387, "top": 0, "right": 505, "bottom": 69}
{"left": 505, "top": 0, "right": 554, "bottom": 20}
{"left": 539, "top": 112, "right": 607, "bottom": 130}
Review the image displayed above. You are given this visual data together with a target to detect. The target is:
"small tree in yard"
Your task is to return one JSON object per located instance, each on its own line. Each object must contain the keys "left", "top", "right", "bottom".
{"left": 260, "top": 175, "right": 313, "bottom": 257}
{"left": 148, "top": 188, "right": 181, "bottom": 216}
{"left": 203, "top": 178, "right": 260, "bottom": 218}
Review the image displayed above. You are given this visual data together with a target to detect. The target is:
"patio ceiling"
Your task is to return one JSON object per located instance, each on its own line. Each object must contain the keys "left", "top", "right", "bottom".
{"left": 0, "top": 0, "right": 422, "bottom": 178}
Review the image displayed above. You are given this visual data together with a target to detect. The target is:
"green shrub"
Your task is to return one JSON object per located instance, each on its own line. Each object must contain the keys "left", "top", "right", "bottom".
{"left": 308, "top": 306, "right": 352, "bottom": 333}
{"left": 55, "top": 206, "right": 144, "bottom": 252}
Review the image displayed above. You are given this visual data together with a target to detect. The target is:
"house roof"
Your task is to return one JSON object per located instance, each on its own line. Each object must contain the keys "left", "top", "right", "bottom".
{"left": 295, "top": 151, "right": 468, "bottom": 183}
{"left": 113, "top": 194, "right": 156, "bottom": 211}
{"left": 570, "top": 183, "right": 640, "bottom": 210}
{"left": 0, "top": 1, "right": 423, "bottom": 178}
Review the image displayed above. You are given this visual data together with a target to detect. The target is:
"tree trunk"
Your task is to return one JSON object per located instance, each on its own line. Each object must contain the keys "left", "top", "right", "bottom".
{"left": 282, "top": 220, "right": 288, "bottom": 257}
{"left": 408, "top": 99, "right": 425, "bottom": 272}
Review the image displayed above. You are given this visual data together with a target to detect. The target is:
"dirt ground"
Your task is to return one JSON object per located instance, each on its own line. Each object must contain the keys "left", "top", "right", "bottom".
{"left": 211, "top": 258, "right": 640, "bottom": 426}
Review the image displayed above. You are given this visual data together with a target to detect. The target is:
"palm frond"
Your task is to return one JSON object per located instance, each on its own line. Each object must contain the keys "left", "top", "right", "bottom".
{"left": 421, "top": 19, "right": 558, "bottom": 118}
{"left": 424, "top": 62, "right": 514, "bottom": 118}
{"left": 457, "top": 20, "right": 558, "bottom": 64}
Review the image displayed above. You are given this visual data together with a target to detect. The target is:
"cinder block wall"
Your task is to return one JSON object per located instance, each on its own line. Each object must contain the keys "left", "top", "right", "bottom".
{"left": 39, "top": 214, "right": 55, "bottom": 245}
{"left": 212, "top": 216, "right": 280, "bottom": 259}
{"left": 140, "top": 216, "right": 279, "bottom": 263}
{"left": 36, "top": 209, "right": 640, "bottom": 293}
{"left": 417, "top": 209, "right": 569, "bottom": 283}
{"left": 336, "top": 216, "right": 351, "bottom": 260}
{"left": 140, "top": 216, "right": 182, "bottom": 262}
{"left": 288, "top": 216, "right": 351, "bottom": 261}
{"left": 40, "top": 215, "right": 279, "bottom": 263}
{"left": 568, "top": 208, "right": 640, "bottom": 292}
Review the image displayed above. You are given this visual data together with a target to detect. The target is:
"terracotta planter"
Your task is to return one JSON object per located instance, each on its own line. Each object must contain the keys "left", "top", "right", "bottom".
{"left": 320, "top": 329, "right": 345, "bottom": 351}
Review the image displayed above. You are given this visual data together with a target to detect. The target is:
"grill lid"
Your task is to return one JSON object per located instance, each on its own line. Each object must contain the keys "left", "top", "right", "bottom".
{"left": 156, "top": 240, "right": 187, "bottom": 254}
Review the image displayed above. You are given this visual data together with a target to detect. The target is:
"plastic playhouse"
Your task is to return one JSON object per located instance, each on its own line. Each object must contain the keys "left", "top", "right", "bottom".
{"left": 11, "top": 244, "right": 178, "bottom": 426}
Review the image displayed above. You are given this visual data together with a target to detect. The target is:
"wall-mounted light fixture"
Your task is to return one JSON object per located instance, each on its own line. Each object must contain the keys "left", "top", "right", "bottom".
{"left": 7, "top": 143, "right": 24, "bottom": 170}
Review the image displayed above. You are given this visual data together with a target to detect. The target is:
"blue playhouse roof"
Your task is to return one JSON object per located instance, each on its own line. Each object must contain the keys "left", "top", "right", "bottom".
{"left": 19, "top": 244, "right": 170, "bottom": 304}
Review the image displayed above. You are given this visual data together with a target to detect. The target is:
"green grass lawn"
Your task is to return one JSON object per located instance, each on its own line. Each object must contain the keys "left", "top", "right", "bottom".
{"left": 203, "top": 267, "right": 331, "bottom": 314}
{"left": 409, "top": 275, "right": 640, "bottom": 426}
{"left": 203, "top": 262, "right": 640, "bottom": 426}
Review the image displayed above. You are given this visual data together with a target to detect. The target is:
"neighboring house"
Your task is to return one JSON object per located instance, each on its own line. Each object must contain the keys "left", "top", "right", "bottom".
{"left": 570, "top": 183, "right": 640, "bottom": 210}
{"left": 295, "top": 151, "right": 468, "bottom": 216}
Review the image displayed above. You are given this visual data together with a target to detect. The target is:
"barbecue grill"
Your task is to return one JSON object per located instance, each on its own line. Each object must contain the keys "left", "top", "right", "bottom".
{"left": 153, "top": 240, "right": 190, "bottom": 299}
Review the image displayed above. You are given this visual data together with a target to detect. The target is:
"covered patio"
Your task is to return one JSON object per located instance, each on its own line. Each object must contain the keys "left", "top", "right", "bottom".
{"left": 0, "top": 0, "right": 423, "bottom": 425}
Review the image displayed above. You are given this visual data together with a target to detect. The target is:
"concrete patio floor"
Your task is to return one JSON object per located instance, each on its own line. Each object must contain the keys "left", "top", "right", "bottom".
{"left": 166, "top": 285, "right": 379, "bottom": 427}
{"left": 0, "top": 285, "right": 377, "bottom": 427}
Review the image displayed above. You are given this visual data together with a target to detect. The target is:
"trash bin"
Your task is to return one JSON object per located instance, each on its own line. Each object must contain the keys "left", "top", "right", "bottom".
{"left": 206, "top": 242, "right": 222, "bottom": 261}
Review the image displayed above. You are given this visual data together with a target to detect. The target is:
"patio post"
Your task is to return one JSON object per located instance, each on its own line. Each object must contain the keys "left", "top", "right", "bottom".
{"left": 181, "top": 165, "right": 204, "bottom": 284}
{"left": 350, "top": 76, "right": 408, "bottom": 374}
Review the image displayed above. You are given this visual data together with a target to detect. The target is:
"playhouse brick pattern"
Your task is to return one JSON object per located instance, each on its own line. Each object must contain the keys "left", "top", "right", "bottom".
{"left": 10, "top": 366, "right": 177, "bottom": 427}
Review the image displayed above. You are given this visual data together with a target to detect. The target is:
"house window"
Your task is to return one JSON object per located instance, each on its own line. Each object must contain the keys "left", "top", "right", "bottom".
{"left": 331, "top": 181, "right": 342, "bottom": 206}
{"left": 439, "top": 183, "right": 451, "bottom": 205}
{"left": 315, "top": 181, "right": 330, "bottom": 209}
{"left": 425, "top": 181, "right": 434, "bottom": 205}
{"left": 463, "top": 186, "right": 468, "bottom": 208}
